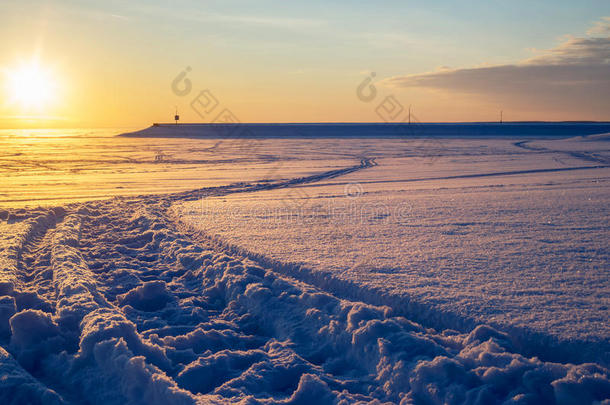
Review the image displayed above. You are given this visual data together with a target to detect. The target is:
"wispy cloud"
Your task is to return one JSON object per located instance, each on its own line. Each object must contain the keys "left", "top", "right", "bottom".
{"left": 109, "top": 14, "right": 130, "bottom": 22}
{"left": 587, "top": 16, "right": 610, "bottom": 36}
{"left": 526, "top": 36, "right": 610, "bottom": 65}
{"left": 131, "top": 5, "right": 326, "bottom": 31}
{"left": 203, "top": 13, "right": 324, "bottom": 28}
{"left": 382, "top": 18, "right": 610, "bottom": 117}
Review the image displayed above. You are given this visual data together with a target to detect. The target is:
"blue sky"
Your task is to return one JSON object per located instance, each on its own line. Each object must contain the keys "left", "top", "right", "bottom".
{"left": 1, "top": 0, "right": 609, "bottom": 125}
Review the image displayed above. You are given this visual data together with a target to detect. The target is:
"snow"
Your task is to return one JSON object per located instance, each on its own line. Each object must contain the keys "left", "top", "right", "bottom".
{"left": 0, "top": 126, "right": 609, "bottom": 403}
{"left": 0, "top": 128, "right": 350, "bottom": 207}
{"left": 176, "top": 137, "right": 610, "bottom": 364}
{"left": 0, "top": 346, "right": 65, "bottom": 404}
{"left": 117, "top": 281, "right": 173, "bottom": 311}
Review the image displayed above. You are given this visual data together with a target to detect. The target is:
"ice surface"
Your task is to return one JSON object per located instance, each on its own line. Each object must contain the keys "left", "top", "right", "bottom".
{"left": 0, "top": 127, "right": 608, "bottom": 403}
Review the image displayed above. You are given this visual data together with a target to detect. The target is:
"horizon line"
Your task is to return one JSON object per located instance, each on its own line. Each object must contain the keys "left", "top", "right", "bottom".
{"left": 151, "top": 120, "right": 610, "bottom": 126}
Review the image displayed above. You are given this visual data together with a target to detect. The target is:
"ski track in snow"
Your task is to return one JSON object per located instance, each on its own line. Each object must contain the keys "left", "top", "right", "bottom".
{"left": 513, "top": 140, "right": 610, "bottom": 166}
{"left": 0, "top": 152, "right": 609, "bottom": 404}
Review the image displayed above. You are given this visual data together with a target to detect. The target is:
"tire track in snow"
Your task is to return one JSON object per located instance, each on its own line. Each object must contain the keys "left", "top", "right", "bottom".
{"left": 0, "top": 209, "right": 61, "bottom": 315}
{"left": 0, "top": 208, "right": 69, "bottom": 403}
{"left": 514, "top": 140, "right": 610, "bottom": 166}
{"left": 164, "top": 157, "right": 377, "bottom": 203}
{"left": 1, "top": 156, "right": 610, "bottom": 403}
{"left": 62, "top": 198, "right": 610, "bottom": 403}
{"left": 278, "top": 164, "right": 609, "bottom": 193}
{"left": 17, "top": 213, "right": 62, "bottom": 310}
{"left": 74, "top": 199, "right": 368, "bottom": 402}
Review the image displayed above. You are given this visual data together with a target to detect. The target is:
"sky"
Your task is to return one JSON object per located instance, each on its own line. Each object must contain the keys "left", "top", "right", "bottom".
{"left": 0, "top": 0, "right": 609, "bottom": 127}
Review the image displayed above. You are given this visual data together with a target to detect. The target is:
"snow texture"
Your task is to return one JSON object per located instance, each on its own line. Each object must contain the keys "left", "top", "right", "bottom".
{"left": 177, "top": 137, "right": 610, "bottom": 365}
{"left": 2, "top": 204, "right": 609, "bottom": 404}
{"left": 0, "top": 127, "right": 608, "bottom": 404}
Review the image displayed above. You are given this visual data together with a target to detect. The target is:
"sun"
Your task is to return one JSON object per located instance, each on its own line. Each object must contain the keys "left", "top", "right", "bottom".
{"left": 6, "top": 62, "right": 58, "bottom": 110}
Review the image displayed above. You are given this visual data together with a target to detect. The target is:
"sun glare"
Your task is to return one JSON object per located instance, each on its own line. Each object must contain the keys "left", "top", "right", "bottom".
{"left": 6, "top": 62, "right": 58, "bottom": 110}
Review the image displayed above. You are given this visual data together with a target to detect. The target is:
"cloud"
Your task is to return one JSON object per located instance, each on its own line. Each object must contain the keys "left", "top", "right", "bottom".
{"left": 109, "top": 14, "right": 129, "bottom": 22}
{"left": 155, "top": 10, "right": 325, "bottom": 31}
{"left": 382, "top": 18, "right": 610, "bottom": 117}
{"left": 526, "top": 36, "right": 610, "bottom": 65}
{"left": 587, "top": 16, "right": 610, "bottom": 36}
{"left": 206, "top": 14, "right": 324, "bottom": 28}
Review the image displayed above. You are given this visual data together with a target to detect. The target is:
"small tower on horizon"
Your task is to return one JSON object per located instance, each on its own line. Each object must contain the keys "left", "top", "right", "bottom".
{"left": 174, "top": 107, "right": 180, "bottom": 125}
{"left": 500, "top": 110, "right": 503, "bottom": 124}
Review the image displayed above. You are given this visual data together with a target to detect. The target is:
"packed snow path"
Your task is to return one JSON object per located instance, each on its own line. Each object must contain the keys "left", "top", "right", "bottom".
{"left": 0, "top": 155, "right": 609, "bottom": 404}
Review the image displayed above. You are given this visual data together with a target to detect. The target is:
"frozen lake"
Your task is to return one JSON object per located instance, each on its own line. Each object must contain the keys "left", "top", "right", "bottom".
{"left": 0, "top": 125, "right": 609, "bottom": 404}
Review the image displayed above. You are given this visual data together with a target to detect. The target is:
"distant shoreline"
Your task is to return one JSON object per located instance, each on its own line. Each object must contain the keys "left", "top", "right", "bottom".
{"left": 149, "top": 121, "right": 610, "bottom": 125}
{"left": 119, "top": 122, "right": 610, "bottom": 139}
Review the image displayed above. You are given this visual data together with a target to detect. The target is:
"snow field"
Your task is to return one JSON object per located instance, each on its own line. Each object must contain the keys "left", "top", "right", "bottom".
{"left": 0, "top": 132, "right": 608, "bottom": 403}
{"left": 176, "top": 152, "right": 610, "bottom": 365}
{"left": 0, "top": 190, "right": 607, "bottom": 403}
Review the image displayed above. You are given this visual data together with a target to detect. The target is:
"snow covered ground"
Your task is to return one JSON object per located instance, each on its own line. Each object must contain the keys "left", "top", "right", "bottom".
{"left": 0, "top": 128, "right": 609, "bottom": 404}
{"left": 177, "top": 138, "right": 610, "bottom": 363}
{"left": 0, "top": 129, "right": 350, "bottom": 207}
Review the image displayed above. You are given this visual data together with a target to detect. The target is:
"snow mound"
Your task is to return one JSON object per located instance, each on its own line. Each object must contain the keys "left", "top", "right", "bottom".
{"left": 117, "top": 281, "right": 173, "bottom": 311}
